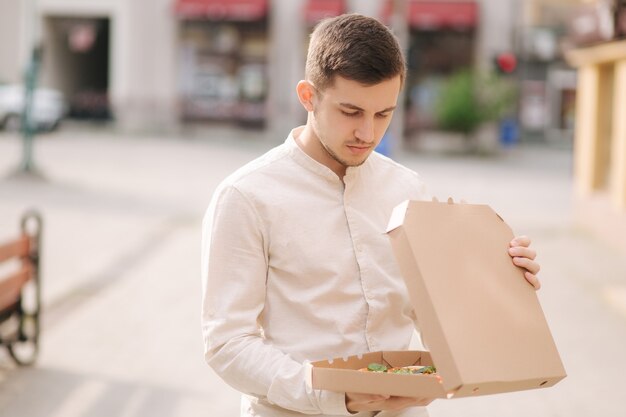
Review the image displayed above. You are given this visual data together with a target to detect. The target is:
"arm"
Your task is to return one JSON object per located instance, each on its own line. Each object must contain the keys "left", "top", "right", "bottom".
{"left": 201, "top": 185, "right": 350, "bottom": 415}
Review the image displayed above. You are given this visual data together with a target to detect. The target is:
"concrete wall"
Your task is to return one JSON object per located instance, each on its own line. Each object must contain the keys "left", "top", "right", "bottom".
{"left": 267, "top": 0, "right": 307, "bottom": 138}
{"left": 0, "top": 0, "right": 27, "bottom": 83}
{"left": 121, "top": 0, "right": 178, "bottom": 130}
{"left": 477, "top": 0, "right": 518, "bottom": 71}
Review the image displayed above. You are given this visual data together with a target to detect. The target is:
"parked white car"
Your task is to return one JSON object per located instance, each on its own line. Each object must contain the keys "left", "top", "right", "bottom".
{"left": 0, "top": 84, "right": 67, "bottom": 132}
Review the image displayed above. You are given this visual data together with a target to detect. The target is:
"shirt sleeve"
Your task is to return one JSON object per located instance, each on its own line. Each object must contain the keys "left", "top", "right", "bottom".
{"left": 201, "top": 184, "right": 352, "bottom": 415}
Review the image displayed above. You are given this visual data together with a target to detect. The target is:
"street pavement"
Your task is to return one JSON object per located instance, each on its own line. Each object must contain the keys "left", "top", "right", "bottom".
{"left": 0, "top": 126, "right": 625, "bottom": 416}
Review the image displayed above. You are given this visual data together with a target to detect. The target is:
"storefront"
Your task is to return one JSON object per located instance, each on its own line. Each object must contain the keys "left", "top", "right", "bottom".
{"left": 382, "top": 0, "right": 479, "bottom": 134}
{"left": 48, "top": 17, "right": 112, "bottom": 120}
{"left": 175, "top": 0, "right": 270, "bottom": 127}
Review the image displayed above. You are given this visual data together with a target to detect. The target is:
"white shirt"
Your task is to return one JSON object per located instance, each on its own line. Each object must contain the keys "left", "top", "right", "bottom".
{"left": 201, "top": 127, "right": 430, "bottom": 417}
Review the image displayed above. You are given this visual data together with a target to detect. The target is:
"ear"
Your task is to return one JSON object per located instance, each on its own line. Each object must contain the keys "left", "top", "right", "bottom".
{"left": 296, "top": 80, "right": 316, "bottom": 112}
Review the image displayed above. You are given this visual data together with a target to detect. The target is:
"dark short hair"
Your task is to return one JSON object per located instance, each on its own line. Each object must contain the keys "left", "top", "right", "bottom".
{"left": 305, "top": 14, "right": 406, "bottom": 91}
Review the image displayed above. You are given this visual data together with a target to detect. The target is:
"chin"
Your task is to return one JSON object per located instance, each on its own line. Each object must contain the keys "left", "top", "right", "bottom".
{"left": 345, "top": 156, "right": 370, "bottom": 168}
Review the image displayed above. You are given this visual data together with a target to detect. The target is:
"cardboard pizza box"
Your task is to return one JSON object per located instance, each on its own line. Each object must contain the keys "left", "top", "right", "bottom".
{"left": 310, "top": 199, "right": 566, "bottom": 399}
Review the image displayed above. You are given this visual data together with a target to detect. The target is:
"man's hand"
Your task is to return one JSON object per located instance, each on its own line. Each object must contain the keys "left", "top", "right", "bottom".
{"left": 508, "top": 235, "right": 541, "bottom": 290}
{"left": 345, "top": 392, "right": 433, "bottom": 413}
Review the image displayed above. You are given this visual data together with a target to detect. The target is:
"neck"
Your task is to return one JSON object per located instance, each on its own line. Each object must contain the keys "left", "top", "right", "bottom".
{"left": 294, "top": 124, "right": 346, "bottom": 178}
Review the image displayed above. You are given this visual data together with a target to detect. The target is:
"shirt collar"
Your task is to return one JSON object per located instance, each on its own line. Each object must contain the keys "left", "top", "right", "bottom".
{"left": 285, "top": 127, "right": 366, "bottom": 184}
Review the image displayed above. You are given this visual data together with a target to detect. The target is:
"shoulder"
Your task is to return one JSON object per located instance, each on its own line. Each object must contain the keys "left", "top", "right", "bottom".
{"left": 204, "top": 145, "right": 289, "bottom": 228}
{"left": 208, "top": 141, "right": 305, "bottom": 214}
{"left": 367, "top": 152, "right": 429, "bottom": 197}
{"left": 368, "top": 152, "right": 420, "bottom": 178}
{"left": 223, "top": 143, "right": 291, "bottom": 187}
{"left": 211, "top": 142, "right": 298, "bottom": 203}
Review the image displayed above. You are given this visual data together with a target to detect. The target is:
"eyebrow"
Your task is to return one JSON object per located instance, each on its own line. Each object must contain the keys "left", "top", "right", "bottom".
{"left": 339, "top": 103, "right": 397, "bottom": 113}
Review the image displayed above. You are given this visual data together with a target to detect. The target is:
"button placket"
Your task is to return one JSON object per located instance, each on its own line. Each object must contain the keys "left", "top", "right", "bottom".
{"left": 342, "top": 183, "right": 376, "bottom": 351}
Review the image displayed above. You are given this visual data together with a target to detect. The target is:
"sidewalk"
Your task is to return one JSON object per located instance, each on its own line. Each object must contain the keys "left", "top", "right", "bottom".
{"left": 0, "top": 128, "right": 625, "bottom": 416}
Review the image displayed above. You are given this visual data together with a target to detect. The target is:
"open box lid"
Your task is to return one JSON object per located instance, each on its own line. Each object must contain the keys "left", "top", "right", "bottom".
{"left": 386, "top": 200, "right": 566, "bottom": 396}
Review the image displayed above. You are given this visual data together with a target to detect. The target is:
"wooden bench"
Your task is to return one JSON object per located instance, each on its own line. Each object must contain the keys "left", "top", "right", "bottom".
{"left": 0, "top": 211, "right": 42, "bottom": 366}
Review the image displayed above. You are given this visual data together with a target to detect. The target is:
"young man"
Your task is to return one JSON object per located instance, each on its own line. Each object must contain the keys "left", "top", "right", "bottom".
{"left": 201, "top": 14, "right": 540, "bottom": 417}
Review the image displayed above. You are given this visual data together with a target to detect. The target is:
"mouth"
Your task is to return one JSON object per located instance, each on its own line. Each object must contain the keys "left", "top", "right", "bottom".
{"left": 346, "top": 145, "right": 372, "bottom": 155}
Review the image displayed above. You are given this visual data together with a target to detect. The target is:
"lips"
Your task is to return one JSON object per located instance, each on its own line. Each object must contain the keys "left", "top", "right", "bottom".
{"left": 346, "top": 145, "right": 371, "bottom": 155}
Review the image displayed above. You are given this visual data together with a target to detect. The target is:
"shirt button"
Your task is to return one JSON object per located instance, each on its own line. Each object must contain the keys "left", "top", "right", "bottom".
{"left": 356, "top": 244, "right": 363, "bottom": 252}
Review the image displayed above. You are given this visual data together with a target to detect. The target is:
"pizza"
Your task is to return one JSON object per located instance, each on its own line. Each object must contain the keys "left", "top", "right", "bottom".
{"left": 358, "top": 363, "right": 437, "bottom": 375}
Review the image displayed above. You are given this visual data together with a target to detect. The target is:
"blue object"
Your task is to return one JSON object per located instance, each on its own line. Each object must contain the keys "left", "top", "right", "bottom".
{"left": 376, "top": 131, "right": 392, "bottom": 157}
{"left": 499, "top": 118, "right": 519, "bottom": 147}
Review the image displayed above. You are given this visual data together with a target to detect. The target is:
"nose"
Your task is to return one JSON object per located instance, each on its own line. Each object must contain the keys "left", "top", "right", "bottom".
{"left": 354, "top": 117, "right": 375, "bottom": 144}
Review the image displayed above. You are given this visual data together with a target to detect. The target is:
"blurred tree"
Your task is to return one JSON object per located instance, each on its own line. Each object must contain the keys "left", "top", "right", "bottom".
{"left": 435, "top": 69, "right": 518, "bottom": 140}
{"left": 435, "top": 70, "right": 481, "bottom": 136}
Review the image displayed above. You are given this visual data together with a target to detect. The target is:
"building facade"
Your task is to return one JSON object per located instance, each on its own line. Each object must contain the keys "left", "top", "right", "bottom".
{"left": 564, "top": 0, "right": 626, "bottom": 253}
{"left": 0, "top": 0, "right": 520, "bottom": 138}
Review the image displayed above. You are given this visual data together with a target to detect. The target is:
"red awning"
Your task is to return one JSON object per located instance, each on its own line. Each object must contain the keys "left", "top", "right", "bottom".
{"left": 174, "top": 0, "right": 268, "bottom": 21}
{"left": 410, "top": 1, "right": 478, "bottom": 29}
{"left": 384, "top": 1, "right": 478, "bottom": 30}
{"left": 305, "top": 0, "right": 346, "bottom": 25}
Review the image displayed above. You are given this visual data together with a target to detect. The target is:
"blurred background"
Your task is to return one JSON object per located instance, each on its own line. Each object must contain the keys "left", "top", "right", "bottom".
{"left": 1, "top": 0, "right": 626, "bottom": 416}
{"left": 0, "top": 0, "right": 593, "bottom": 140}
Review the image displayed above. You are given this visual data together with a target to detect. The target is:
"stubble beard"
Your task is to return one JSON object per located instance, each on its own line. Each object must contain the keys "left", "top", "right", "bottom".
{"left": 319, "top": 136, "right": 369, "bottom": 169}
{"left": 313, "top": 108, "right": 370, "bottom": 169}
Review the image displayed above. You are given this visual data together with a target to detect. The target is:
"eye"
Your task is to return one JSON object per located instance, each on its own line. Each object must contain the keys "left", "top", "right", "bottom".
{"left": 376, "top": 112, "right": 391, "bottom": 119}
{"left": 341, "top": 110, "right": 360, "bottom": 117}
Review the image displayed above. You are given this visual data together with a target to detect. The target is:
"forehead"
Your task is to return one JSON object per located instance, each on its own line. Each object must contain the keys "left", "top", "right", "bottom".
{"left": 321, "top": 76, "right": 402, "bottom": 111}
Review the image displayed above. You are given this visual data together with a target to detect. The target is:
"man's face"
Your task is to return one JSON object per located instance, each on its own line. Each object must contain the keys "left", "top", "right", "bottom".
{"left": 310, "top": 75, "right": 401, "bottom": 171}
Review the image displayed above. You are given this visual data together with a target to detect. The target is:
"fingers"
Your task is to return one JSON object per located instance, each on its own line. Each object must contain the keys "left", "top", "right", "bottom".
{"left": 345, "top": 393, "right": 389, "bottom": 412}
{"left": 346, "top": 393, "right": 433, "bottom": 412}
{"left": 509, "top": 236, "right": 541, "bottom": 290}
{"left": 524, "top": 271, "right": 541, "bottom": 290}
{"left": 510, "top": 235, "right": 531, "bottom": 248}
{"left": 511, "top": 255, "right": 541, "bottom": 275}
{"left": 508, "top": 245, "right": 536, "bottom": 260}
{"left": 345, "top": 392, "right": 388, "bottom": 404}
{"left": 510, "top": 256, "right": 541, "bottom": 290}
{"left": 396, "top": 396, "right": 434, "bottom": 408}
{"left": 382, "top": 396, "right": 433, "bottom": 410}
